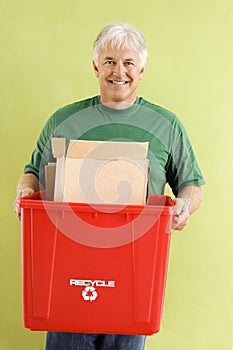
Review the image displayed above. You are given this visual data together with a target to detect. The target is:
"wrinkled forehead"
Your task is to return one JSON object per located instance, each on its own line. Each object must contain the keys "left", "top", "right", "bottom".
{"left": 98, "top": 43, "right": 140, "bottom": 61}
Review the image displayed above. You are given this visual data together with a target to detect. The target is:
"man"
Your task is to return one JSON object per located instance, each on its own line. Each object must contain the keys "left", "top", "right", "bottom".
{"left": 15, "top": 22, "right": 204, "bottom": 350}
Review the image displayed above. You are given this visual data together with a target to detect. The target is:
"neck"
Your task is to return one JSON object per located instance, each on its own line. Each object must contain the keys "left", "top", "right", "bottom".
{"left": 100, "top": 98, "right": 137, "bottom": 110}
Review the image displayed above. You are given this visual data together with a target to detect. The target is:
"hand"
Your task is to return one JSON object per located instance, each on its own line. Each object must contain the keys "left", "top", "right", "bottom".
{"left": 172, "top": 197, "right": 190, "bottom": 231}
{"left": 14, "top": 188, "right": 35, "bottom": 220}
{"left": 14, "top": 173, "right": 39, "bottom": 220}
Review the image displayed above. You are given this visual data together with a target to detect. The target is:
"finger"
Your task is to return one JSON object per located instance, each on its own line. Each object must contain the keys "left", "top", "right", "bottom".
{"left": 14, "top": 199, "right": 21, "bottom": 220}
{"left": 172, "top": 217, "right": 189, "bottom": 231}
{"left": 14, "top": 188, "right": 34, "bottom": 220}
{"left": 21, "top": 188, "right": 34, "bottom": 197}
{"left": 172, "top": 212, "right": 188, "bottom": 226}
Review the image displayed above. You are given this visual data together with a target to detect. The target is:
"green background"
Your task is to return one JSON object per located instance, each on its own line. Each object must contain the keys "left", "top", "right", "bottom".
{"left": 0, "top": 0, "right": 232, "bottom": 349}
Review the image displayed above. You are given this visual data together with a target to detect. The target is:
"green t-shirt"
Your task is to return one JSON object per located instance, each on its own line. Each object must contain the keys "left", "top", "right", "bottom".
{"left": 24, "top": 95, "right": 205, "bottom": 196}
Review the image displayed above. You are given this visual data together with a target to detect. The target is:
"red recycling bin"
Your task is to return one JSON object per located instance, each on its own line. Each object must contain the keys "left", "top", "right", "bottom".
{"left": 19, "top": 192, "right": 174, "bottom": 335}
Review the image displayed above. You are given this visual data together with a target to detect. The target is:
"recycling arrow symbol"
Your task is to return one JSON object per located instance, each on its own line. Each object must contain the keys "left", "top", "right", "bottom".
{"left": 82, "top": 286, "right": 98, "bottom": 301}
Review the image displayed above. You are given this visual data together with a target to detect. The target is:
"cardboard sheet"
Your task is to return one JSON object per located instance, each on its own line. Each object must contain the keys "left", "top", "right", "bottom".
{"left": 50, "top": 139, "right": 150, "bottom": 205}
{"left": 63, "top": 158, "right": 149, "bottom": 205}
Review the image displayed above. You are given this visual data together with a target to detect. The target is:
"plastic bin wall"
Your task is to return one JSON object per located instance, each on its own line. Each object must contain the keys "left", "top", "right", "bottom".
{"left": 19, "top": 192, "right": 174, "bottom": 335}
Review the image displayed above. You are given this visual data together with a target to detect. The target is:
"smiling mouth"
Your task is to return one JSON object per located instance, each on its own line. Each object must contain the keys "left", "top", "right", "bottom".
{"left": 109, "top": 80, "right": 129, "bottom": 85}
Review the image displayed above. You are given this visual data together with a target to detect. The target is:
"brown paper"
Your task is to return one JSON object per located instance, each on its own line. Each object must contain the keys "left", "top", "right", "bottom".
{"left": 62, "top": 140, "right": 149, "bottom": 205}
{"left": 45, "top": 163, "right": 56, "bottom": 201}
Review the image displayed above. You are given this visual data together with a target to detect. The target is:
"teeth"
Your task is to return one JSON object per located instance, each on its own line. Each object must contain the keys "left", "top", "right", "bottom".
{"left": 111, "top": 81, "right": 126, "bottom": 85}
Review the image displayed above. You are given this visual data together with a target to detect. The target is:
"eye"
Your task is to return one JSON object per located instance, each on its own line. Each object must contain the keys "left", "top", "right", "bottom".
{"left": 125, "top": 61, "right": 134, "bottom": 66}
{"left": 104, "top": 60, "right": 115, "bottom": 65}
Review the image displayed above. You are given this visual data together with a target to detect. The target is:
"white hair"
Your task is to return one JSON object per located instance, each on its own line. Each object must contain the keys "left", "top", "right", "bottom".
{"left": 93, "top": 22, "right": 148, "bottom": 68}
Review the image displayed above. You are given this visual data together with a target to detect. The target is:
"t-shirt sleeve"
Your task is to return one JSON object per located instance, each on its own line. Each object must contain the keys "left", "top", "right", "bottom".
{"left": 166, "top": 118, "right": 205, "bottom": 197}
{"left": 24, "top": 114, "right": 56, "bottom": 185}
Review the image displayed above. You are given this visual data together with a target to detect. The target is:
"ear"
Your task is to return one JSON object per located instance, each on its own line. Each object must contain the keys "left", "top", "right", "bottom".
{"left": 139, "top": 65, "right": 146, "bottom": 80}
{"left": 93, "top": 60, "right": 99, "bottom": 78}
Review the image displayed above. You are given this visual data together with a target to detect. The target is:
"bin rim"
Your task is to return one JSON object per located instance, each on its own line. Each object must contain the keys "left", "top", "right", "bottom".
{"left": 18, "top": 191, "right": 174, "bottom": 215}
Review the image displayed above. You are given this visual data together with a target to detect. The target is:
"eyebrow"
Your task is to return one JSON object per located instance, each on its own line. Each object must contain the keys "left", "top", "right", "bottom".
{"left": 104, "top": 56, "right": 115, "bottom": 61}
{"left": 103, "top": 56, "right": 135, "bottom": 62}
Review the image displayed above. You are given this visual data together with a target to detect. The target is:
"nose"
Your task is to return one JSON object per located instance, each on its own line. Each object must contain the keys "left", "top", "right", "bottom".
{"left": 112, "top": 62, "right": 125, "bottom": 77}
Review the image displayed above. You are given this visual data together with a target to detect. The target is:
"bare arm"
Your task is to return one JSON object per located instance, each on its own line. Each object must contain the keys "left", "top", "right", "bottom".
{"left": 172, "top": 185, "right": 203, "bottom": 231}
{"left": 14, "top": 173, "right": 40, "bottom": 219}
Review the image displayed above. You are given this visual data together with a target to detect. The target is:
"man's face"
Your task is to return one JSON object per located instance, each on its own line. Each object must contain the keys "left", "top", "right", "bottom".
{"left": 93, "top": 47, "right": 145, "bottom": 108}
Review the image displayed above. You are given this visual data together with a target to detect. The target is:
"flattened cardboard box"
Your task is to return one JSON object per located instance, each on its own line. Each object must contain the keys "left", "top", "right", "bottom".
{"left": 53, "top": 139, "right": 149, "bottom": 205}
{"left": 45, "top": 163, "right": 56, "bottom": 201}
